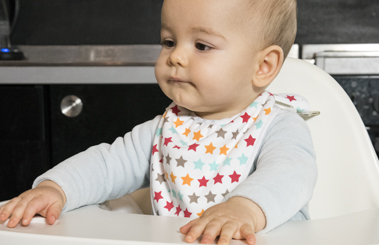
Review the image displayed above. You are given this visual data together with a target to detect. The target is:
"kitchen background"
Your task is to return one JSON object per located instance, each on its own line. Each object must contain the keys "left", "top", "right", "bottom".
{"left": 1, "top": 0, "right": 379, "bottom": 200}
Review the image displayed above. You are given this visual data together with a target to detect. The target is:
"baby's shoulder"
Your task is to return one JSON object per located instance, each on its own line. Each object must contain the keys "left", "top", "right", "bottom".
{"left": 266, "top": 109, "right": 311, "bottom": 139}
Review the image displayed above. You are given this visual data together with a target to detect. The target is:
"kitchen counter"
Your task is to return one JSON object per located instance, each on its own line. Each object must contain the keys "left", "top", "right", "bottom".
{"left": 0, "top": 45, "right": 160, "bottom": 84}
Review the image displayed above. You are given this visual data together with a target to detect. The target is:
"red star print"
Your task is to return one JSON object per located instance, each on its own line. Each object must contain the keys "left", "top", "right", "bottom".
{"left": 183, "top": 208, "right": 192, "bottom": 218}
{"left": 198, "top": 176, "right": 209, "bottom": 187}
{"left": 268, "top": 92, "right": 274, "bottom": 96}
{"left": 154, "top": 191, "right": 163, "bottom": 203}
{"left": 245, "top": 135, "right": 256, "bottom": 147}
{"left": 164, "top": 201, "right": 174, "bottom": 212}
{"left": 213, "top": 173, "right": 224, "bottom": 184}
{"left": 171, "top": 105, "right": 181, "bottom": 116}
{"left": 164, "top": 137, "right": 173, "bottom": 146}
{"left": 152, "top": 144, "right": 158, "bottom": 155}
{"left": 241, "top": 112, "right": 251, "bottom": 123}
{"left": 229, "top": 171, "right": 241, "bottom": 183}
{"left": 173, "top": 145, "right": 181, "bottom": 149}
{"left": 286, "top": 95, "right": 296, "bottom": 102}
{"left": 175, "top": 205, "right": 182, "bottom": 216}
{"left": 159, "top": 158, "right": 163, "bottom": 163}
{"left": 188, "top": 143, "right": 199, "bottom": 152}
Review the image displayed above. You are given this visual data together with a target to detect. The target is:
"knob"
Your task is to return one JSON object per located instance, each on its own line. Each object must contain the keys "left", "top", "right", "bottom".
{"left": 61, "top": 95, "right": 83, "bottom": 117}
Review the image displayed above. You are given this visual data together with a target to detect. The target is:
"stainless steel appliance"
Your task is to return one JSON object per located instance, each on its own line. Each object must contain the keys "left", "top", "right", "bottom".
{"left": 303, "top": 44, "right": 379, "bottom": 156}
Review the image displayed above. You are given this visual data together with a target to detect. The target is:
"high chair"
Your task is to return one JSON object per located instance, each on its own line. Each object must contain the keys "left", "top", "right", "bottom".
{"left": 2, "top": 58, "right": 379, "bottom": 245}
{"left": 120, "top": 57, "right": 379, "bottom": 220}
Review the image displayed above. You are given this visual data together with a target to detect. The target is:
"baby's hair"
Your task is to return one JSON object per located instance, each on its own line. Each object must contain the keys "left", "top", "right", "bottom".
{"left": 245, "top": 0, "right": 297, "bottom": 58}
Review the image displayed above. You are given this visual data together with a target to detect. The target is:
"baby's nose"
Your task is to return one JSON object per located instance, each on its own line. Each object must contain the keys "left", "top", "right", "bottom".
{"left": 168, "top": 46, "right": 188, "bottom": 68}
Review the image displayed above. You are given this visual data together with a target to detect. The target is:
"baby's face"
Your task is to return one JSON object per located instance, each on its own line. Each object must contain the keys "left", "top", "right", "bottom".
{"left": 155, "top": 0, "right": 261, "bottom": 120}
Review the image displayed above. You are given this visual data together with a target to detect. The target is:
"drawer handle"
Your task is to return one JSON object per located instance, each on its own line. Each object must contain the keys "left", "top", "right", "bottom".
{"left": 61, "top": 95, "right": 83, "bottom": 117}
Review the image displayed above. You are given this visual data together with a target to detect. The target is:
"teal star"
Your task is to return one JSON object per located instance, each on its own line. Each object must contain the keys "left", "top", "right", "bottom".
{"left": 180, "top": 140, "right": 188, "bottom": 146}
{"left": 297, "top": 107, "right": 304, "bottom": 112}
{"left": 255, "top": 119, "right": 263, "bottom": 129}
{"left": 250, "top": 102, "right": 259, "bottom": 108}
{"left": 194, "top": 159, "right": 205, "bottom": 170}
{"left": 156, "top": 127, "right": 162, "bottom": 137}
{"left": 209, "top": 161, "right": 219, "bottom": 171}
{"left": 178, "top": 191, "right": 184, "bottom": 201}
{"left": 169, "top": 126, "right": 178, "bottom": 134}
{"left": 171, "top": 189, "right": 177, "bottom": 198}
{"left": 238, "top": 154, "right": 248, "bottom": 165}
{"left": 223, "top": 157, "right": 232, "bottom": 166}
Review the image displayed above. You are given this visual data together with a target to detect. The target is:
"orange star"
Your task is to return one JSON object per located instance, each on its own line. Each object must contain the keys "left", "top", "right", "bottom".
{"left": 170, "top": 172, "right": 177, "bottom": 184}
{"left": 197, "top": 209, "right": 205, "bottom": 217}
{"left": 205, "top": 142, "right": 217, "bottom": 154}
{"left": 253, "top": 116, "right": 258, "bottom": 122}
{"left": 193, "top": 130, "right": 204, "bottom": 141}
{"left": 181, "top": 174, "right": 194, "bottom": 186}
{"left": 165, "top": 172, "right": 169, "bottom": 181}
{"left": 183, "top": 128, "right": 191, "bottom": 137}
{"left": 163, "top": 111, "right": 168, "bottom": 118}
{"left": 174, "top": 118, "right": 184, "bottom": 128}
{"left": 234, "top": 142, "right": 239, "bottom": 148}
{"left": 264, "top": 107, "right": 271, "bottom": 115}
{"left": 219, "top": 144, "right": 229, "bottom": 155}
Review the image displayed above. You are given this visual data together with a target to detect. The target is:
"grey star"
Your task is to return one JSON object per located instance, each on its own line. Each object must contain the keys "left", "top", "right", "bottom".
{"left": 208, "top": 124, "right": 214, "bottom": 129}
{"left": 216, "top": 128, "right": 227, "bottom": 139}
{"left": 176, "top": 156, "right": 187, "bottom": 168}
{"left": 155, "top": 173, "right": 166, "bottom": 184}
{"left": 188, "top": 192, "right": 200, "bottom": 204}
{"left": 205, "top": 191, "right": 216, "bottom": 203}
{"left": 221, "top": 189, "right": 230, "bottom": 198}
{"left": 231, "top": 130, "right": 239, "bottom": 140}
{"left": 163, "top": 116, "right": 170, "bottom": 124}
{"left": 166, "top": 154, "right": 172, "bottom": 164}
{"left": 244, "top": 129, "right": 249, "bottom": 134}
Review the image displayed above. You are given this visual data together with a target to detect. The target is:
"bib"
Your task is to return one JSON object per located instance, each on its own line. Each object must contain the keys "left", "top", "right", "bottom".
{"left": 149, "top": 91, "right": 285, "bottom": 218}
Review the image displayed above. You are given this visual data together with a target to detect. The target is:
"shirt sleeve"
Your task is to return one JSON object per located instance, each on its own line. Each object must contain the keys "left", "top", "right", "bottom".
{"left": 33, "top": 116, "right": 162, "bottom": 212}
{"left": 224, "top": 110, "right": 317, "bottom": 233}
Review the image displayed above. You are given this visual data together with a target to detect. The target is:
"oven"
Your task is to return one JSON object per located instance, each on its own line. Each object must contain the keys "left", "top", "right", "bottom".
{"left": 302, "top": 44, "right": 379, "bottom": 156}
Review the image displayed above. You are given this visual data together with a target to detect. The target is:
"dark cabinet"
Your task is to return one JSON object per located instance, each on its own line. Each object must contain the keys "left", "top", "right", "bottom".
{"left": 0, "top": 86, "right": 50, "bottom": 200}
{"left": 49, "top": 84, "right": 170, "bottom": 165}
{"left": 0, "top": 84, "right": 170, "bottom": 200}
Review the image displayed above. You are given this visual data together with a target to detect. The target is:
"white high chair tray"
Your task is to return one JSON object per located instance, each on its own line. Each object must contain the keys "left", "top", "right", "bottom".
{"left": 1, "top": 200, "right": 379, "bottom": 245}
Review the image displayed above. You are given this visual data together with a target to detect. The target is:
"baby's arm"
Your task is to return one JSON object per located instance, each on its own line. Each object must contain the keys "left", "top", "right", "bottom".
{"left": 0, "top": 116, "right": 161, "bottom": 227}
{"left": 180, "top": 111, "right": 317, "bottom": 244}
{"left": 32, "top": 116, "right": 161, "bottom": 213}
{"left": 0, "top": 180, "right": 66, "bottom": 228}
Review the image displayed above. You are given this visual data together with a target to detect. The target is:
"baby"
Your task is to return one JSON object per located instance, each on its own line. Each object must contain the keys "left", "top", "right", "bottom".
{"left": 0, "top": 0, "right": 317, "bottom": 244}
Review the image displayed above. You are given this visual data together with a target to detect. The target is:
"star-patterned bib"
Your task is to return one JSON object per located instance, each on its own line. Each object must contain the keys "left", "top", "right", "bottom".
{"left": 150, "top": 91, "right": 283, "bottom": 218}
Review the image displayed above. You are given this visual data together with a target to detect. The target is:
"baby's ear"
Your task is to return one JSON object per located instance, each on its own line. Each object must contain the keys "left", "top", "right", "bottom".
{"left": 252, "top": 45, "right": 284, "bottom": 88}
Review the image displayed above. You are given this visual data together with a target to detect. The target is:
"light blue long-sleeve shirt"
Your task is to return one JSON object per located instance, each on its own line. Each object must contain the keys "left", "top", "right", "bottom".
{"left": 33, "top": 109, "right": 317, "bottom": 233}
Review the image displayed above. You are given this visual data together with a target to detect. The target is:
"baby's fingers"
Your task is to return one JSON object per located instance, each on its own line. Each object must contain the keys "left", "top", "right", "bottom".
{"left": 45, "top": 202, "right": 63, "bottom": 225}
{"left": 239, "top": 224, "right": 256, "bottom": 245}
{"left": 218, "top": 221, "right": 238, "bottom": 244}
{"left": 182, "top": 218, "right": 209, "bottom": 243}
{"left": 21, "top": 197, "right": 48, "bottom": 226}
{"left": 5, "top": 197, "right": 30, "bottom": 228}
{"left": 0, "top": 197, "right": 20, "bottom": 221}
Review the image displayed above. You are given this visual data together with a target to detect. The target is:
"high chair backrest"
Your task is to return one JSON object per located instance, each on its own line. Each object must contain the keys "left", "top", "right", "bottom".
{"left": 127, "top": 58, "right": 379, "bottom": 219}
{"left": 269, "top": 57, "right": 379, "bottom": 219}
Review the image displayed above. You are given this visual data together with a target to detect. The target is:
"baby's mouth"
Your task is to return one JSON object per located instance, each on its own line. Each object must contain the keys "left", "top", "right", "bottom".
{"left": 168, "top": 76, "right": 188, "bottom": 83}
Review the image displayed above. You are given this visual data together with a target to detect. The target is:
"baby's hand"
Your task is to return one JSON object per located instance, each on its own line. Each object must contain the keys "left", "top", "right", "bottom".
{"left": 0, "top": 180, "right": 66, "bottom": 228}
{"left": 180, "top": 197, "right": 266, "bottom": 245}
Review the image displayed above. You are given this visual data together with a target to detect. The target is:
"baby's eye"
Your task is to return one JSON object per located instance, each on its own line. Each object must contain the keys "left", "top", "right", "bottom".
{"left": 195, "top": 43, "right": 212, "bottom": 51}
{"left": 161, "top": 40, "right": 175, "bottom": 48}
